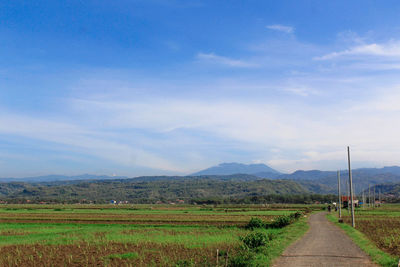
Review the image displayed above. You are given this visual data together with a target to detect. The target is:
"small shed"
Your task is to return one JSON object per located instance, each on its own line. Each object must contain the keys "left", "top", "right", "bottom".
{"left": 341, "top": 196, "right": 359, "bottom": 208}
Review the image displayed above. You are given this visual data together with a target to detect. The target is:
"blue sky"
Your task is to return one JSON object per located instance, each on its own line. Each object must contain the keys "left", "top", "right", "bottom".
{"left": 2, "top": 0, "right": 400, "bottom": 177}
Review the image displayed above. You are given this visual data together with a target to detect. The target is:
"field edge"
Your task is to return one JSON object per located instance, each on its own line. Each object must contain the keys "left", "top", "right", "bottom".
{"left": 326, "top": 213, "right": 399, "bottom": 267}
{"left": 260, "top": 214, "right": 310, "bottom": 266}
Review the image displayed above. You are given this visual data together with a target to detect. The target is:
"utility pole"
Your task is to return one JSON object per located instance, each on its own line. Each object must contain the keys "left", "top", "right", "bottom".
{"left": 354, "top": 184, "right": 357, "bottom": 202}
{"left": 368, "top": 185, "right": 371, "bottom": 208}
{"left": 362, "top": 190, "right": 365, "bottom": 209}
{"left": 347, "top": 146, "right": 355, "bottom": 228}
{"left": 337, "top": 170, "right": 342, "bottom": 218}
{"left": 379, "top": 189, "right": 381, "bottom": 206}
{"left": 373, "top": 186, "right": 376, "bottom": 208}
{"left": 346, "top": 180, "right": 350, "bottom": 213}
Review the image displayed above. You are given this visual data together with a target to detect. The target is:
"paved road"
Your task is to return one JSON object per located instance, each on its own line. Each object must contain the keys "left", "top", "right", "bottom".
{"left": 272, "top": 212, "right": 378, "bottom": 267}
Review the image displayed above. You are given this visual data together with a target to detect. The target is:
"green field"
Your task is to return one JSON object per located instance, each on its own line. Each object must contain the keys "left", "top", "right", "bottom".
{"left": 0, "top": 204, "right": 312, "bottom": 266}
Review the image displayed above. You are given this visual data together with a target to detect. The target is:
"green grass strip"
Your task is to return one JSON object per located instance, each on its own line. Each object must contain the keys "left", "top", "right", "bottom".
{"left": 252, "top": 216, "right": 310, "bottom": 266}
{"left": 326, "top": 213, "right": 399, "bottom": 267}
{"left": 106, "top": 252, "right": 139, "bottom": 260}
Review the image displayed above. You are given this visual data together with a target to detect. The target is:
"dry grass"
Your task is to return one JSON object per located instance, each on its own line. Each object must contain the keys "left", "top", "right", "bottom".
{"left": 0, "top": 242, "right": 237, "bottom": 267}
{"left": 343, "top": 216, "right": 400, "bottom": 256}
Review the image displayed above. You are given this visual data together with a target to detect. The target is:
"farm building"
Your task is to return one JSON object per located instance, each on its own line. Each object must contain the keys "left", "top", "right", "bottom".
{"left": 341, "top": 196, "right": 359, "bottom": 208}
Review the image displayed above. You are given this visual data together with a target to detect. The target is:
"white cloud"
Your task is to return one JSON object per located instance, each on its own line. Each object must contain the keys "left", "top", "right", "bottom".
{"left": 266, "top": 24, "right": 294, "bottom": 34}
{"left": 4, "top": 82, "right": 400, "bottom": 174}
{"left": 196, "top": 52, "right": 258, "bottom": 68}
{"left": 350, "top": 87, "right": 400, "bottom": 112}
{"left": 5, "top": 31, "right": 400, "bottom": 175}
{"left": 69, "top": 92, "right": 400, "bottom": 153}
{"left": 315, "top": 41, "right": 400, "bottom": 60}
{"left": 282, "top": 87, "right": 319, "bottom": 97}
{"left": 0, "top": 113, "right": 182, "bottom": 173}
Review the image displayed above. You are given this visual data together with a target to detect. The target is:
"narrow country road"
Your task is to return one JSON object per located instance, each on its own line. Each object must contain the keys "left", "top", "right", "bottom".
{"left": 272, "top": 212, "right": 378, "bottom": 267}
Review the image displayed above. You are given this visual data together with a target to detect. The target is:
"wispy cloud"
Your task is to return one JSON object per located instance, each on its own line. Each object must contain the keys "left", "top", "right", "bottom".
{"left": 4, "top": 25, "right": 400, "bottom": 175}
{"left": 315, "top": 41, "right": 400, "bottom": 60}
{"left": 196, "top": 52, "right": 258, "bottom": 68}
{"left": 68, "top": 90, "right": 400, "bottom": 172}
{"left": 266, "top": 24, "right": 294, "bottom": 34}
{"left": 282, "top": 87, "right": 319, "bottom": 97}
{"left": 0, "top": 112, "right": 182, "bottom": 173}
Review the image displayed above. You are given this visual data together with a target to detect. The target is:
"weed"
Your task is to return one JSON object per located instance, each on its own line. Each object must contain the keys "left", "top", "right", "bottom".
{"left": 229, "top": 250, "right": 255, "bottom": 267}
{"left": 175, "top": 258, "right": 195, "bottom": 267}
{"left": 107, "top": 252, "right": 139, "bottom": 259}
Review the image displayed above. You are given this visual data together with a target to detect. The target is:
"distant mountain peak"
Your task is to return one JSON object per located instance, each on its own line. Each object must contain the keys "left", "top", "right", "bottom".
{"left": 191, "top": 162, "right": 281, "bottom": 176}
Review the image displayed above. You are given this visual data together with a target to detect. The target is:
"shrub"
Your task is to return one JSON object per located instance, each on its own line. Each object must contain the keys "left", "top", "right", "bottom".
{"left": 246, "top": 217, "right": 265, "bottom": 229}
{"left": 290, "top": 211, "right": 303, "bottom": 219}
{"left": 268, "top": 211, "right": 303, "bottom": 229}
{"left": 304, "top": 207, "right": 312, "bottom": 214}
{"left": 229, "top": 251, "right": 255, "bottom": 267}
{"left": 175, "top": 259, "right": 195, "bottom": 267}
{"left": 240, "top": 232, "right": 269, "bottom": 249}
{"left": 270, "top": 215, "right": 293, "bottom": 228}
{"left": 218, "top": 250, "right": 227, "bottom": 257}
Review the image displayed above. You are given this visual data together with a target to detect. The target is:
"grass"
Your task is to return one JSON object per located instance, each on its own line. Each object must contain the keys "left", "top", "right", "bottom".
{"left": 251, "top": 216, "right": 309, "bottom": 266}
{"left": 106, "top": 252, "right": 139, "bottom": 259}
{"left": 0, "top": 206, "right": 299, "bottom": 216}
{"left": 327, "top": 213, "right": 399, "bottom": 267}
{"left": 0, "top": 223, "right": 243, "bottom": 247}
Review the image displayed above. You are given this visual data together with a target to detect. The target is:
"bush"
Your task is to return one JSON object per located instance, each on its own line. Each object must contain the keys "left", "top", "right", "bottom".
{"left": 240, "top": 232, "right": 269, "bottom": 249}
{"left": 290, "top": 211, "right": 303, "bottom": 219}
{"left": 175, "top": 259, "right": 195, "bottom": 267}
{"left": 268, "top": 211, "right": 303, "bottom": 229}
{"left": 269, "top": 215, "right": 293, "bottom": 228}
{"left": 246, "top": 217, "right": 265, "bottom": 229}
{"left": 229, "top": 251, "right": 255, "bottom": 267}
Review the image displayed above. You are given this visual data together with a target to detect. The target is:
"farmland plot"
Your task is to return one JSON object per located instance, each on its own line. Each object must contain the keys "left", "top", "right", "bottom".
{"left": 0, "top": 204, "right": 310, "bottom": 266}
{"left": 342, "top": 204, "right": 400, "bottom": 257}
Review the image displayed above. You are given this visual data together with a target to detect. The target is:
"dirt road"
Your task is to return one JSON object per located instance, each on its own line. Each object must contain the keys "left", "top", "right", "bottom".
{"left": 273, "top": 212, "right": 377, "bottom": 267}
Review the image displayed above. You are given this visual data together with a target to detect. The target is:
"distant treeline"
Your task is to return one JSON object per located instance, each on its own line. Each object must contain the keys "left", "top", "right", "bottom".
{"left": 189, "top": 194, "right": 338, "bottom": 205}
{"left": 0, "top": 176, "right": 308, "bottom": 204}
{"left": 1, "top": 175, "right": 399, "bottom": 204}
{"left": 1, "top": 194, "right": 339, "bottom": 205}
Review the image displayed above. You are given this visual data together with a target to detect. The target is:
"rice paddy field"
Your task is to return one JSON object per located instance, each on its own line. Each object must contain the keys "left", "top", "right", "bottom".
{"left": 341, "top": 204, "right": 400, "bottom": 258}
{"left": 0, "top": 204, "right": 313, "bottom": 266}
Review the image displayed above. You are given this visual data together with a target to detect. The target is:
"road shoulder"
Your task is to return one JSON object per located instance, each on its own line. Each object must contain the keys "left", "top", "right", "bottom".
{"left": 326, "top": 213, "right": 398, "bottom": 267}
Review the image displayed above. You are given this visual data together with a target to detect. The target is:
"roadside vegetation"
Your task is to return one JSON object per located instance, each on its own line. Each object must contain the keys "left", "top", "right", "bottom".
{"left": 230, "top": 211, "right": 309, "bottom": 266}
{"left": 327, "top": 204, "right": 400, "bottom": 267}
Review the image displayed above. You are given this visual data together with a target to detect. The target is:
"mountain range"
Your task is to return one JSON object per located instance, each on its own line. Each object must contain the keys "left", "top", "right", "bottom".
{"left": 0, "top": 174, "right": 127, "bottom": 183}
{"left": 191, "top": 162, "right": 281, "bottom": 177}
{"left": 191, "top": 163, "right": 400, "bottom": 195}
{"left": 2, "top": 163, "right": 400, "bottom": 198}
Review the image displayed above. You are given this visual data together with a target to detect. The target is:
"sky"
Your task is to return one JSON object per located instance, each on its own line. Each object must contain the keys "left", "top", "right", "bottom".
{"left": 2, "top": 0, "right": 400, "bottom": 177}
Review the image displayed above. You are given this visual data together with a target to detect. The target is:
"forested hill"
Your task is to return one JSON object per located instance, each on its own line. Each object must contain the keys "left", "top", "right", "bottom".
{"left": 191, "top": 164, "right": 400, "bottom": 194}
{"left": 281, "top": 170, "right": 400, "bottom": 195}
{"left": 364, "top": 183, "right": 400, "bottom": 198}
{"left": 2, "top": 165, "right": 400, "bottom": 199}
{"left": 0, "top": 176, "right": 309, "bottom": 203}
